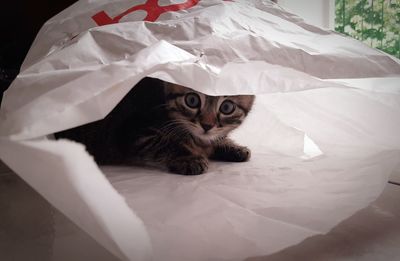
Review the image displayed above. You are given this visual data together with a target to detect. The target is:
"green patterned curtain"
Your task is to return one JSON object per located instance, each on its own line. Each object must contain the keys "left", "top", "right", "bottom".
{"left": 335, "top": 0, "right": 400, "bottom": 58}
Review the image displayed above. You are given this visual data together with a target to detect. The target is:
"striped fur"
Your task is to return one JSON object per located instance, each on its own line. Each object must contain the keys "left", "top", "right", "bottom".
{"left": 56, "top": 78, "right": 255, "bottom": 175}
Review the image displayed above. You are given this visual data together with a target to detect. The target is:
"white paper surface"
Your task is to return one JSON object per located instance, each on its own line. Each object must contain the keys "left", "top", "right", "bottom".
{"left": 1, "top": 0, "right": 400, "bottom": 260}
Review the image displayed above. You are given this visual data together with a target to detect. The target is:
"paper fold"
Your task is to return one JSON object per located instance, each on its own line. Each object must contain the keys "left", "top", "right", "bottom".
{"left": 1, "top": 0, "right": 400, "bottom": 260}
{"left": 0, "top": 138, "right": 152, "bottom": 261}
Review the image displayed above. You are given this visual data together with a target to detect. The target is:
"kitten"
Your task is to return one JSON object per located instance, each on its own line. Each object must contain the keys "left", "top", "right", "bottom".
{"left": 56, "top": 77, "right": 255, "bottom": 175}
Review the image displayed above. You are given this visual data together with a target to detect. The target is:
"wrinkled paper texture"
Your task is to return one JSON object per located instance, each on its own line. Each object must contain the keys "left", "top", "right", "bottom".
{"left": 1, "top": 0, "right": 400, "bottom": 260}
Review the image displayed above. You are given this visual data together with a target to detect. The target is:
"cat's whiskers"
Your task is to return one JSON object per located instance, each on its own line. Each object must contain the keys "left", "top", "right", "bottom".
{"left": 161, "top": 119, "right": 214, "bottom": 145}
{"left": 152, "top": 103, "right": 169, "bottom": 110}
{"left": 158, "top": 119, "right": 193, "bottom": 143}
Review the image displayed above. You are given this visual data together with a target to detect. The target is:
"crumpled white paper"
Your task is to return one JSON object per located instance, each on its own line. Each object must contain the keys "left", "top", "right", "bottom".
{"left": 1, "top": 0, "right": 400, "bottom": 260}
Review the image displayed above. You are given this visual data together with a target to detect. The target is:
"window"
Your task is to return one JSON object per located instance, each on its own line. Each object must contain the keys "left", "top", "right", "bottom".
{"left": 335, "top": 0, "right": 400, "bottom": 58}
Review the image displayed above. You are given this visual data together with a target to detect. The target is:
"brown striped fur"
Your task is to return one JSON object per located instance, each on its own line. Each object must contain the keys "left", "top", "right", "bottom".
{"left": 56, "top": 77, "right": 255, "bottom": 175}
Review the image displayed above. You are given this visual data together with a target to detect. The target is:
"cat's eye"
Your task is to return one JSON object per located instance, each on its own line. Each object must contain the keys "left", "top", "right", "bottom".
{"left": 185, "top": 93, "right": 201, "bottom": 108}
{"left": 219, "top": 100, "right": 236, "bottom": 115}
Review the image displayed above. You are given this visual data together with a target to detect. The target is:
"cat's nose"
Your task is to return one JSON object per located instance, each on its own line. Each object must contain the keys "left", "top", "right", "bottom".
{"left": 201, "top": 123, "right": 214, "bottom": 132}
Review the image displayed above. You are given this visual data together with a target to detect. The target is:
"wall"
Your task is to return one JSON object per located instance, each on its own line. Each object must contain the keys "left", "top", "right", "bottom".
{"left": 278, "top": 0, "right": 335, "bottom": 29}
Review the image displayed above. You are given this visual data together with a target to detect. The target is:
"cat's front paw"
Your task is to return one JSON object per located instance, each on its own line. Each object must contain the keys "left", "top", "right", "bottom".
{"left": 167, "top": 156, "right": 208, "bottom": 175}
{"left": 212, "top": 145, "right": 251, "bottom": 162}
{"left": 229, "top": 146, "right": 251, "bottom": 162}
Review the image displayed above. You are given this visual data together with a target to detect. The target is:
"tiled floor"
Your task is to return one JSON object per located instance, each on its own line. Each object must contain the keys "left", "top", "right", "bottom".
{"left": 1, "top": 163, "right": 399, "bottom": 261}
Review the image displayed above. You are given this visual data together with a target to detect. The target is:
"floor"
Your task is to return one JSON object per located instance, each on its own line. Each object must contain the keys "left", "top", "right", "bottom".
{"left": 1, "top": 162, "right": 399, "bottom": 261}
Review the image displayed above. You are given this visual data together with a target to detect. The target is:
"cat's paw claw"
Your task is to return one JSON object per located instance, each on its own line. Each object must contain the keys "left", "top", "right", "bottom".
{"left": 168, "top": 156, "right": 208, "bottom": 175}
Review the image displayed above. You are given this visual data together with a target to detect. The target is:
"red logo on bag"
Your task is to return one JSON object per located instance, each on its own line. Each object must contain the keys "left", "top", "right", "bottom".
{"left": 92, "top": 0, "right": 200, "bottom": 26}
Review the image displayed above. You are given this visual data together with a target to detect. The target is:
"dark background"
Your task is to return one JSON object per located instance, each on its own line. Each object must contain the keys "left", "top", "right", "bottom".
{"left": 0, "top": 0, "right": 77, "bottom": 105}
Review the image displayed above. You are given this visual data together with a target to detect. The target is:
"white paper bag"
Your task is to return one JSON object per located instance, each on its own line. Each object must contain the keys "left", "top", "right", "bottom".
{"left": 1, "top": 0, "right": 399, "bottom": 260}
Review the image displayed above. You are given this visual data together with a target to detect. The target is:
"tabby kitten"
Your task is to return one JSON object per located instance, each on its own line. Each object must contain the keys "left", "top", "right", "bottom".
{"left": 56, "top": 77, "right": 255, "bottom": 175}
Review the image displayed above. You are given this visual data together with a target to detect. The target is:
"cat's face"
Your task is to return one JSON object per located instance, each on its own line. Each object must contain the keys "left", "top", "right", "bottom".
{"left": 164, "top": 83, "right": 255, "bottom": 143}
